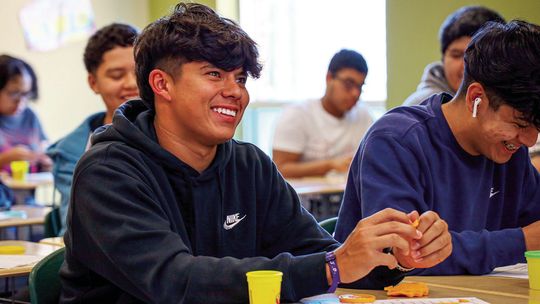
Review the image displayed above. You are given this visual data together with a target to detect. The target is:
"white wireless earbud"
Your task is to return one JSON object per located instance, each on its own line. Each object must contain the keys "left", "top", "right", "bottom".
{"left": 472, "top": 97, "right": 482, "bottom": 118}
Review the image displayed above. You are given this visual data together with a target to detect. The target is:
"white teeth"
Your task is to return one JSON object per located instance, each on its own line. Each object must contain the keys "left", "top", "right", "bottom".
{"left": 212, "top": 107, "right": 237, "bottom": 117}
{"left": 503, "top": 141, "right": 517, "bottom": 151}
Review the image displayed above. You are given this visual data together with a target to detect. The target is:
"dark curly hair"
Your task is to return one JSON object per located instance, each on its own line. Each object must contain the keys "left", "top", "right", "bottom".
{"left": 0, "top": 54, "right": 38, "bottom": 101}
{"left": 134, "top": 2, "right": 262, "bottom": 109}
{"left": 439, "top": 6, "right": 505, "bottom": 56}
{"left": 460, "top": 20, "right": 540, "bottom": 129}
{"left": 84, "top": 23, "right": 139, "bottom": 74}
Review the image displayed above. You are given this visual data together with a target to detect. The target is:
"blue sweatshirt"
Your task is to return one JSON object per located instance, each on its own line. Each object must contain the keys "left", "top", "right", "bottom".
{"left": 335, "top": 93, "right": 540, "bottom": 275}
{"left": 60, "top": 100, "right": 403, "bottom": 303}
{"left": 47, "top": 112, "right": 105, "bottom": 235}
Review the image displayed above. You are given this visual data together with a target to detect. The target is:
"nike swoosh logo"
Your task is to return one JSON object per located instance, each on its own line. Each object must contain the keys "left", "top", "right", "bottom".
{"left": 223, "top": 215, "right": 246, "bottom": 230}
{"left": 490, "top": 190, "right": 500, "bottom": 198}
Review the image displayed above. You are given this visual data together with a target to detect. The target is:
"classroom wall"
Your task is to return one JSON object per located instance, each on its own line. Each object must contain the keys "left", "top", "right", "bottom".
{"left": 0, "top": 0, "right": 149, "bottom": 143}
{"left": 386, "top": 0, "right": 540, "bottom": 110}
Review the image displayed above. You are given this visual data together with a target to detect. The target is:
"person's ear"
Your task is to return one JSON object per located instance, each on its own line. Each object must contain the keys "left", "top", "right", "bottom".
{"left": 149, "top": 69, "right": 173, "bottom": 101}
{"left": 466, "top": 82, "right": 486, "bottom": 118}
{"left": 87, "top": 73, "right": 98, "bottom": 94}
{"left": 325, "top": 71, "right": 334, "bottom": 84}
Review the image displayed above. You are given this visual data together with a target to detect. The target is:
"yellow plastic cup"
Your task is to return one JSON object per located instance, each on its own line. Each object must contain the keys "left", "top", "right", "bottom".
{"left": 10, "top": 161, "right": 29, "bottom": 181}
{"left": 246, "top": 270, "right": 283, "bottom": 304}
{"left": 526, "top": 251, "right": 540, "bottom": 290}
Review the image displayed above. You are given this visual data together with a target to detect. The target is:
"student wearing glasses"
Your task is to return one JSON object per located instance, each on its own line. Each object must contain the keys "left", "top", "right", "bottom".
{"left": 272, "top": 49, "right": 374, "bottom": 178}
{"left": 0, "top": 54, "right": 51, "bottom": 173}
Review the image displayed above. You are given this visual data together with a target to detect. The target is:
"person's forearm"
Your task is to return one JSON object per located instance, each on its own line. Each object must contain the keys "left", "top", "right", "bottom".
{"left": 277, "top": 160, "right": 333, "bottom": 178}
{"left": 0, "top": 153, "right": 12, "bottom": 168}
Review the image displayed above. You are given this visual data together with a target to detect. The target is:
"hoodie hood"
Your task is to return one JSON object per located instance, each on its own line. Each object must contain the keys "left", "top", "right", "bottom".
{"left": 402, "top": 61, "right": 455, "bottom": 106}
{"left": 91, "top": 99, "right": 232, "bottom": 181}
{"left": 417, "top": 61, "right": 454, "bottom": 94}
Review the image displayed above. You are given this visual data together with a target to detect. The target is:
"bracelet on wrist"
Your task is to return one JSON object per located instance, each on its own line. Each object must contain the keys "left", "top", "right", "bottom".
{"left": 325, "top": 251, "right": 340, "bottom": 293}
{"left": 385, "top": 247, "right": 415, "bottom": 272}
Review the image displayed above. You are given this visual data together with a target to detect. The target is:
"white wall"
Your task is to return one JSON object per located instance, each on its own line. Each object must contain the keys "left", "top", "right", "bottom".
{"left": 0, "top": 0, "right": 149, "bottom": 142}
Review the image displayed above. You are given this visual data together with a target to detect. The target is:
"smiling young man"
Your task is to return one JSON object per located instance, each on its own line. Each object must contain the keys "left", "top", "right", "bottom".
{"left": 403, "top": 6, "right": 504, "bottom": 106}
{"left": 272, "top": 49, "right": 374, "bottom": 178}
{"left": 47, "top": 23, "right": 138, "bottom": 235}
{"left": 58, "top": 4, "right": 452, "bottom": 303}
{"left": 335, "top": 20, "right": 540, "bottom": 275}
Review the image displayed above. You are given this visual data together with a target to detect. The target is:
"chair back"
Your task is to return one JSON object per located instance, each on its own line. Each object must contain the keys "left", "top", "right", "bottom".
{"left": 318, "top": 216, "right": 338, "bottom": 235}
{"left": 43, "top": 207, "right": 61, "bottom": 238}
{"left": 29, "top": 247, "right": 65, "bottom": 304}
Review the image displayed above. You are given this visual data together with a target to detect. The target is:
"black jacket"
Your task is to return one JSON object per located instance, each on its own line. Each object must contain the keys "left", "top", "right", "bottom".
{"left": 60, "top": 99, "right": 402, "bottom": 303}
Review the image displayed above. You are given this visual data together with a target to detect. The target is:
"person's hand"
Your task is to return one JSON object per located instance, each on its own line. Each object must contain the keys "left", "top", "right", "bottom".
{"left": 4, "top": 145, "right": 38, "bottom": 162}
{"left": 523, "top": 220, "right": 540, "bottom": 250}
{"left": 36, "top": 153, "right": 53, "bottom": 172}
{"left": 329, "top": 155, "right": 353, "bottom": 173}
{"left": 333, "top": 208, "right": 422, "bottom": 284}
{"left": 393, "top": 211, "right": 452, "bottom": 269}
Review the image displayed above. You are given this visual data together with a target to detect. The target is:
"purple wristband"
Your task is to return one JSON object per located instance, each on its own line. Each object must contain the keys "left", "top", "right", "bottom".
{"left": 325, "top": 251, "right": 340, "bottom": 293}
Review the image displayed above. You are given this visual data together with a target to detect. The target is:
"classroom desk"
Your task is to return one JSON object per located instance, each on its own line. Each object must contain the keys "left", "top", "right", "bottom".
{"left": 0, "top": 240, "right": 61, "bottom": 278}
{"left": 39, "top": 237, "right": 64, "bottom": 247}
{"left": 338, "top": 275, "right": 531, "bottom": 304}
{"left": 288, "top": 176, "right": 347, "bottom": 220}
{"left": 0, "top": 172, "right": 53, "bottom": 191}
{"left": 287, "top": 176, "right": 346, "bottom": 196}
{"left": 0, "top": 205, "right": 51, "bottom": 228}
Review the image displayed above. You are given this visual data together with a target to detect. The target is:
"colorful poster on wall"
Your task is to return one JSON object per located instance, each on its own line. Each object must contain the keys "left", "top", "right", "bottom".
{"left": 19, "top": 0, "right": 95, "bottom": 51}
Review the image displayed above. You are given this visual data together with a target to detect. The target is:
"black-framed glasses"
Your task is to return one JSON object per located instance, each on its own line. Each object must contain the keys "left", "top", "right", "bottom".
{"left": 334, "top": 76, "right": 363, "bottom": 93}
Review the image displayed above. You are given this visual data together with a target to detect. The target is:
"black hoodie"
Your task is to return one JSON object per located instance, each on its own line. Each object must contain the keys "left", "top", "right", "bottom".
{"left": 59, "top": 99, "right": 403, "bottom": 303}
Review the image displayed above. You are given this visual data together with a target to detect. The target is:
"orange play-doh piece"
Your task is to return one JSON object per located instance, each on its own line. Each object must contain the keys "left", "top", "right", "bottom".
{"left": 411, "top": 219, "right": 420, "bottom": 228}
{"left": 384, "top": 282, "right": 429, "bottom": 297}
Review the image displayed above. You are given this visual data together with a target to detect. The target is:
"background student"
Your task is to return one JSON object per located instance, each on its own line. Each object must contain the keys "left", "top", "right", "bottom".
{"left": 272, "top": 49, "right": 374, "bottom": 178}
{"left": 0, "top": 54, "right": 51, "bottom": 173}
{"left": 46, "top": 23, "right": 139, "bottom": 235}
{"left": 402, "top": 6, "right": 504, "bottom": 106}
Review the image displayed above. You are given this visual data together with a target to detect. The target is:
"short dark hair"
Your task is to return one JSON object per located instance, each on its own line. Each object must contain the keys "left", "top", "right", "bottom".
{"left": 460, "top": 20, "right": 540, "bottom": 129}
{"left": 134, "top": 3, "right": 262, "bottom": 109}
{"left": 439, "top": 6, "right": 505, "bottom": 55}
{"left": 0, "top": 54, "right": 38, "bottom": 100}
{"left": 327, "top": 49, "right": 368, "bottom": 76}
{"left": 84, "top": 23, "right": 139, "bottom": 74}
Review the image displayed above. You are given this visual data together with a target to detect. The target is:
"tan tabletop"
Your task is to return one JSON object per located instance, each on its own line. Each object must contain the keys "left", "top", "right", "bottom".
{"left": 0, "top": 240, "right": 62, "bottom": 277}
{"left": 39, "top": 237, "right": 65, "bottom": 247}
{"left": 0, "top": 205, "right": 51, "bottom": 228}
{"left": 288, "top": 176, "right": 346, "bottom": 196}
{"left": 338, "top": 275, "right": 532, "bottom": 304}
{"left": 1, "top": 172, "right": 53, "bottom": 190}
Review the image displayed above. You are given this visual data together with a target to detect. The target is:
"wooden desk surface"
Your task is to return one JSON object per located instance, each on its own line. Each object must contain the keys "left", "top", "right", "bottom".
{"left": 339, "top": 275, "right": 532, "bottom": 304}
{"left": 288, "top": 176, "right": 346, "bottom": 196}
{"left": 0, "top": 205, "right": 51, "bottom": 228}
{"left": 1, "top": 172, "right": 53, "bottom": 190}
{"left": 0, "top": 240, "right": 62, "bottom": 277}
{"left": 39, "top": 237, "right": 64, "bottom": 247}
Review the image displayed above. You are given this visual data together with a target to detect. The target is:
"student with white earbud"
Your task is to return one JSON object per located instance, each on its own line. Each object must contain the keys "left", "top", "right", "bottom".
{"left": 336, "top": 20, "right": 540, "bottom": 276}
